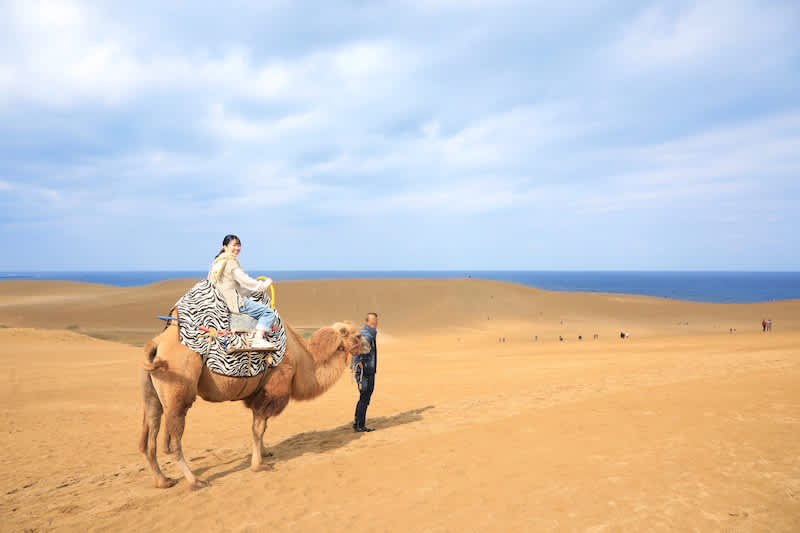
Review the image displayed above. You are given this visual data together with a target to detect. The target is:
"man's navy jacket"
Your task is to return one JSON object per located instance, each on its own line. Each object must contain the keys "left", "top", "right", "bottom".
{"left": 358, "top": 323, "right": 377, "bottom": 374}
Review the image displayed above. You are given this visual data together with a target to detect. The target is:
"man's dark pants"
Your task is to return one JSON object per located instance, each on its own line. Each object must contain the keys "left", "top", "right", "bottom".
{"left": 354, "top": 372, "right": 375, "bottom": 427}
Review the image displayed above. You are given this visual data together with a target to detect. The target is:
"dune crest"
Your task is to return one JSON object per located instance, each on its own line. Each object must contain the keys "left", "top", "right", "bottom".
{"left": 1, "top": 278, "right": 797, "bottom": 346}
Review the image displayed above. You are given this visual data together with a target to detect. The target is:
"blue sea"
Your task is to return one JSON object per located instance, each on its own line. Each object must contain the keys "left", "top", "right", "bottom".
{"left": 1, "top": 270, "right": 799, "bottom": 304}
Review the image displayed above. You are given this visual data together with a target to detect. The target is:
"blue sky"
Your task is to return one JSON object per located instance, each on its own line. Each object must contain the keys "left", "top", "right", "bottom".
{"left": 1, "top": 0, "right": 798, "bottom": 271}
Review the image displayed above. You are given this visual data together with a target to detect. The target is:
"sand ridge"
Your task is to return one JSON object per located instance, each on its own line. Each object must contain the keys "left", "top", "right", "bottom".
{"left": 1, "top": 279, "right": 799, "bottom": 531}
{"left": 1, "top": 278, "right": 797, "bottom": 345}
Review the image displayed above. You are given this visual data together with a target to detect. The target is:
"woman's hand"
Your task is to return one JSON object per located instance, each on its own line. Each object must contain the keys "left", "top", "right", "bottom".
{"left": 259, "top": 277, "right": 273, "bottom": 290}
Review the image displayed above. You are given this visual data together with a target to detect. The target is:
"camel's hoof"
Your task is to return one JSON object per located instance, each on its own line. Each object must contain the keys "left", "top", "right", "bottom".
{"left": 155, "top": 477, "right": 178, "bottom": 489}
{"left": 251, "top": 463, "right": 275, "bottom": 473}
{"left": 190, "top": 479, "right": 209, "bottom": 491}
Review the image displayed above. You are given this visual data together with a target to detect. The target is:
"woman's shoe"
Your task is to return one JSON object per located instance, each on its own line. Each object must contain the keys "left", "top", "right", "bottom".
{"left": 250, "top": 335, "right": 277, "bottom": 350}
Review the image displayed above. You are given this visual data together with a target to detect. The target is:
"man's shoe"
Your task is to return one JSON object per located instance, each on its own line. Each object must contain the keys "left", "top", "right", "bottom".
{"left": 356, "top": 425, "right": 375, "bottom": 432}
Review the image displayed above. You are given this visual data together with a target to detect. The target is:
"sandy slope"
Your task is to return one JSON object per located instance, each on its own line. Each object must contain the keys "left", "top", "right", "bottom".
{"left": 1, "top": 279, "right": 798, "bottom": 532}
{"left": 1, "top": 278, "right": 797, "bottom": 345}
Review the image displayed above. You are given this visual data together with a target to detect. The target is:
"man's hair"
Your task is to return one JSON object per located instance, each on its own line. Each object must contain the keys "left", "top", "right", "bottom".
{"left": 365, "top": 312, "right": 378, "bottom": 321}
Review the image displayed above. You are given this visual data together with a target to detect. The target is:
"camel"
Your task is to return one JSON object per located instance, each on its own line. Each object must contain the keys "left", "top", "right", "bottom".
{"left": 138, "top": 316, "right": 369, "bottom": 489}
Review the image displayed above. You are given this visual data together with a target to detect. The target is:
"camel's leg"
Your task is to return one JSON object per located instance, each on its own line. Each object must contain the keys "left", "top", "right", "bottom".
{"left": 250, "top": 411, "right": 271, "bottom": 471}
{"left": 138, "top": 370, "right": 177, "bottom": 488}
{"left": 164, "top": 404, "right": 208, "bottom": 490}
{"left": 150, "top": 345, "right": 205, "bottom": 489}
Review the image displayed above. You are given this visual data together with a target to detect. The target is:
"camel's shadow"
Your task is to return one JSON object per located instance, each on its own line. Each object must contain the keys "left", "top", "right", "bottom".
{"left": 197, "top": 405, "right": 434, "bottom": 483}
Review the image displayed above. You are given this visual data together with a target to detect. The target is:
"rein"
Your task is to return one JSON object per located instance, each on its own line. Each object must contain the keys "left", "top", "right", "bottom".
{"left": 339, "top": 342, "right": 362, "bottom": 358}
{"left": 198, "top": 326, "right": 235, "bottom": 337}
{"left": 343, "top": 340, "right": 367, "bottom": 391}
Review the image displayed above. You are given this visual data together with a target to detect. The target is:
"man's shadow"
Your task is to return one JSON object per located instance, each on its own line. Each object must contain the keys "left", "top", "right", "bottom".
{"left": 199, "top": 405, "right": 434, "bottom": 483}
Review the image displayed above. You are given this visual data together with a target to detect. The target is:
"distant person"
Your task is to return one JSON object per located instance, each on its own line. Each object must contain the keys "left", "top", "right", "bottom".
{"left": 208, "top": 234, "right": 275, "bottom": 349}
{"left": 352, "top": 312, "right": 378, "bottom": 432}
{"left": 762, "top": 319, "right": 767, "bottom": 332}
{"left": 620, "top": 331, "right": 625, "bottom": 339}
{"left": 767, "top": 319, "right": 772, "bottom": 332}
{"left": 578, "top": 335, "right": 582, "bottom": 341}
{"left": 593, "top": 333, "right": 599, "bottom": 340}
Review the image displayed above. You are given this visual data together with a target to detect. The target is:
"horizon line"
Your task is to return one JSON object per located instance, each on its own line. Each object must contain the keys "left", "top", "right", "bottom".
{"left": 2, "top": 269, "right": 799, "bottom": 274}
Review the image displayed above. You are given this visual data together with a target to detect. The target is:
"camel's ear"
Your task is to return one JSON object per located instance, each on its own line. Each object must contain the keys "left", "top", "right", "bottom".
{"left": 308, "top": 327, "right": 341, "bottom": 355}
{"left": 329, "top": 321, "right": 351, "bottom": 338}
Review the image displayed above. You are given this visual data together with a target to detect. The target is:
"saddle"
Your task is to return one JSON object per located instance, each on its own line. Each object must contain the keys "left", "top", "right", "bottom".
{"left": 173, "top": 280, "right": 287, "bottom": 378}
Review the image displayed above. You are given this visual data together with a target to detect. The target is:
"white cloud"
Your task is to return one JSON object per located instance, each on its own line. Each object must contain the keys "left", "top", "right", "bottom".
{"left": 431, "top": 105, "right": 579, "bottom": 168}
{"left": 3, "top": 180, "right": 64, "bottom": 206}
{"left": 628, "top": 112, "right": 800, "bottom": 181}
{"left": 403, "top": 0, "right": 518, "bottom": 13}
{"left": 612, "top": 0, "right": 798, "bottom": 74}
{"left": 1, "top": 0, "right": 423, "bottom": 112}
{"left": 224, "top": 172, "right": 320, "bottom": 209}
{"left": 2, "top": 0, "right": 141, "bottom": 106}
{"left": 17, "top": 0, "right": 85, "bottom": 27}
{"left": 332, "top": 42, "right": 392, "bottom": 79}
{"left": 568, "top": 111, "right": 800, "bottom": 213}
{"left": 386, "top": 179, "right": 518, "bottom": 214}
{"left": 204, "top": 103, "right": 323, "bottom": 142}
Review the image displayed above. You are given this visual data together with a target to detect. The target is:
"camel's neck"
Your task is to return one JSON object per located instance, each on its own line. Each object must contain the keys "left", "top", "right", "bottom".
{"left": 285, "top": 324, "right": 349, "bottom": 401}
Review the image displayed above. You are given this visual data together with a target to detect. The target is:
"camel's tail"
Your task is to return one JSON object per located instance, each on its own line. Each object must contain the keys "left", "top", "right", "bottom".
{"left": 142, "top": 339, "right": 168, "bottom": 372}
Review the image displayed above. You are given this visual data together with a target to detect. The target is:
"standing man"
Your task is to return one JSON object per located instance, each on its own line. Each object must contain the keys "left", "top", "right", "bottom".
{"left": 353, "top": 312, "right": 378, "bottom": 433}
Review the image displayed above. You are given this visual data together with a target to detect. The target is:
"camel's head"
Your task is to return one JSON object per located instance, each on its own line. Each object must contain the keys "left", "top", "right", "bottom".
{"left": 308, "top": 320, "right": 370, "bottom": 360}
{"left": 333, "top": 321, "right": 371, "bottom": 358}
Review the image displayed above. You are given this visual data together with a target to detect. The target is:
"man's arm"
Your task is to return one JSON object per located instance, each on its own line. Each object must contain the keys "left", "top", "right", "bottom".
{"left": 360, "top": 327, "right": 375, "bottom": 347}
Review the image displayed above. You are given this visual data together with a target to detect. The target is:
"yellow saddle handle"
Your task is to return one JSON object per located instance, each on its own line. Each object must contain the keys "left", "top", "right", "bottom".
{"left": 256, "top": 277, "right": 276, "bottom": 310}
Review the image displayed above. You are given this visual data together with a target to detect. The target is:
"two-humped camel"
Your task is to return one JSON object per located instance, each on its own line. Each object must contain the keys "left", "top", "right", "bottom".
{"left": 139, "top": 317, "right": 368, "bottom": 489}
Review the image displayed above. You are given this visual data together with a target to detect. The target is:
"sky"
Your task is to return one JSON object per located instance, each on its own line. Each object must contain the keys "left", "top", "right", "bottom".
{"left": 1, "top": 0, "right": 799, "bottom": 271}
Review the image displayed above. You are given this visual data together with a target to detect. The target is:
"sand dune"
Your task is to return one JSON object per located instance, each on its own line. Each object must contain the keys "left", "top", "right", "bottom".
{"left": 1, "top": 279, "right": 799, "bottom": 531}
{"left": 1, "top": 278, "right": 797, "bottom": 345}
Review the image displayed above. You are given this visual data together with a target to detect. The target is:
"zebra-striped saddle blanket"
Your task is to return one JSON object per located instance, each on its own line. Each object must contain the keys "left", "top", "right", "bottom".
{"left": 172, "top": 280, "right": 287, "bottom": 378}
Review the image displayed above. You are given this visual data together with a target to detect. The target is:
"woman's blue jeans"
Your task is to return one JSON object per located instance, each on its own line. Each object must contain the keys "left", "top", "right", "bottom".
{"left": 238, "top": 298, "right": 275, "bottom": 332}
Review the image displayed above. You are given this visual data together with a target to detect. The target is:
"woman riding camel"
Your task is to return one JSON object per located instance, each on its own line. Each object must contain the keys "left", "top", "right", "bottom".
{"left": 208, "top": 234, "right": 276, "bottom": 349}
